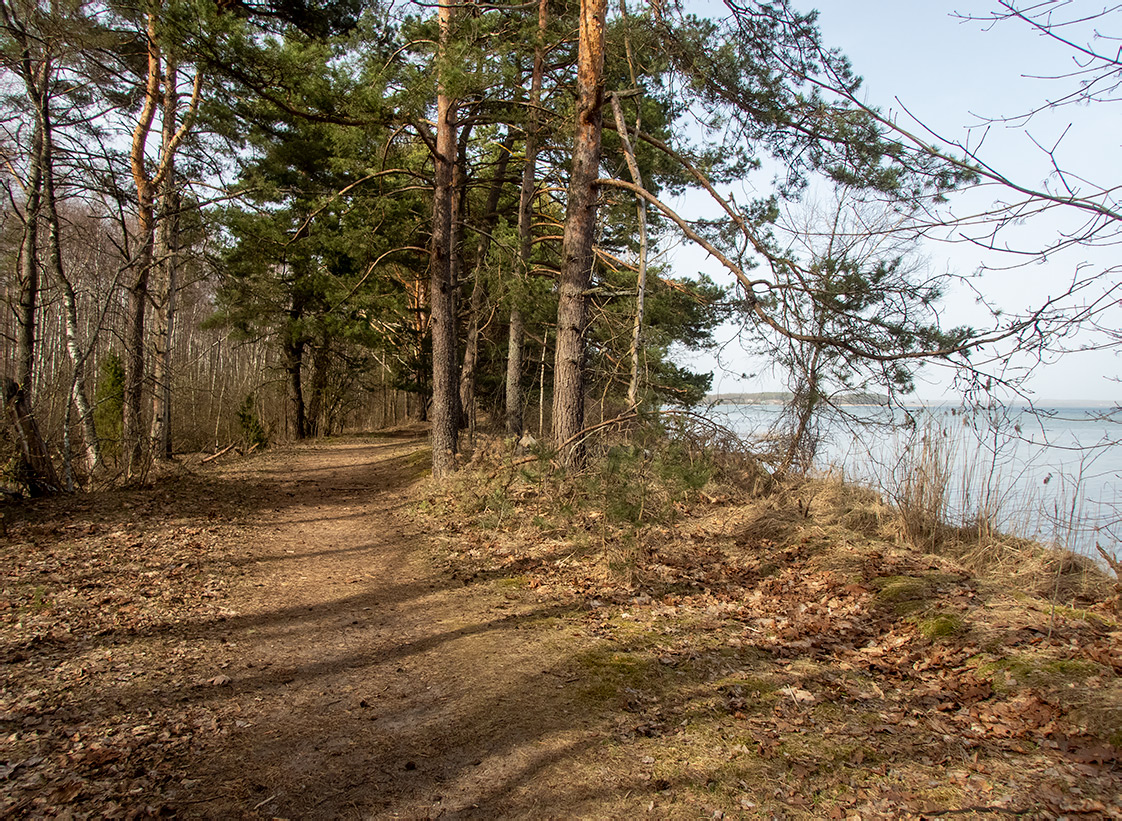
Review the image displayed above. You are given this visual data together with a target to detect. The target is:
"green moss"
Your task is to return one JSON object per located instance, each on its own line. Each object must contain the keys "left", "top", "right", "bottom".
{"left": 876, "top": 575, "right": 931, "bottom": 601}
{"left": 875, "top": 575, "right": 934, "bottom": 615}
{"left": 406, "top": 448, "right": 432, "bottom": 469}
{"left": 980, "top": 654, "right": 1108, "bottom": 689}
{"left": 918, "top": 613, "right": 965, "bottom": 639}
{"left": 574, "top": 646, "right": 659, "bottom": 704}
{"left": 1041, "top": 658, "right": 1102, "bottom": 678}
{"left": 1048, "top": 603, "right": 1118, "bottom": 629}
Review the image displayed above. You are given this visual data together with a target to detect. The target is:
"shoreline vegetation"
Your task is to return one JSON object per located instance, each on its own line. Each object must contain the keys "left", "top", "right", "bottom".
{"left": 1, "top": 429, "right": 1119, "bottom": 816}
{"left": 707, "top": 391, "right": 890, "bottom": 406}
{"left": 702, "top": 396, "right": 1122, "bottom": 561}
{"left": 425, "top": 423, "right": 1122, "bottom": 816}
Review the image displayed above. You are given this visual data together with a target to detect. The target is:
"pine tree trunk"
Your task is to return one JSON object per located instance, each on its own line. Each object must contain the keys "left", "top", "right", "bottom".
{"left": 123, "top": 220, "right": 154, "bottom": 479}
{"left": 307, "top": 339, "right": 331, "bottom": 437}
{"left": 285, "top": 333, "right": 308, "bottom": 440}
{"left": 448, "top": 137, "right": 468, "bottom": 431}
{"left": 429, "top": 0, "right": 459, "bottom": 477}
{"left": 460, "top": 130, "right": 515, "bottom": 438}
{"left": 123, "top": 10, "right": 162, "bottom": 481}
{"left": 553, "top": 0, "right": 607, "bottom": 466}
{"left": 150, "top": 62, "right": 180, "bottom": 461}
{"left": 459, "top": 275, "right": 484, "bottom": 437}
{"left": 507, "top": 0, "right": 549, "bottom": 437}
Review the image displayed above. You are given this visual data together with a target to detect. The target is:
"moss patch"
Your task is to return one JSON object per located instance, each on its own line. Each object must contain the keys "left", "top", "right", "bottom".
{"left": 918, "top": 612, "right": 966, "bottom": 639}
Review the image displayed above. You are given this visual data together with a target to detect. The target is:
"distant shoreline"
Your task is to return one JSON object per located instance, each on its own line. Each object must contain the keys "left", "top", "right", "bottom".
{"left": 705, "top": 392, "right": 1119, "bottom": 409}
{"left": 705, "top": 391, "right": 887, "bottom": 407}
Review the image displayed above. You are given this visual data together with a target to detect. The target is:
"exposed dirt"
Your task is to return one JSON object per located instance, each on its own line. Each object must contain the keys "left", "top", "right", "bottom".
{"left": 2, "top": 433, "right": 1121, "bottom": 819}
{"left": 1, "top": 434, "right": 635, "bottom": 818}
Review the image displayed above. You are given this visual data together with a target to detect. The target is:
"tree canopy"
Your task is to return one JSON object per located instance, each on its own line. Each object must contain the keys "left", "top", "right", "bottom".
{"left": 1, "top": 0, "right": 1106, "bottom": 487}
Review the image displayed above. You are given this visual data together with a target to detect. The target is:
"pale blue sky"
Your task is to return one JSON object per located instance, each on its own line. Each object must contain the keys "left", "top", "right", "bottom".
{"left": 680, "top": 1, "right": 1120, "bottom": 402}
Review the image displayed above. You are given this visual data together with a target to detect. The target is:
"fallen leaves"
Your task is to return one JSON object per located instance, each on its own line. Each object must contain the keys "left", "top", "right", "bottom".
{"left": 0, "top": 474, "right": 258, "bottom": 819}
{"left": 428, "top": 464, "right": 1122, "bottom": 819}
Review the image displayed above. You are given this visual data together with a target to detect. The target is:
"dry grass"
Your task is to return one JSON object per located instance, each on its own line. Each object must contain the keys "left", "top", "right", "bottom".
{"left": 426, "top": 431, "right": 1122, "bottom": 818}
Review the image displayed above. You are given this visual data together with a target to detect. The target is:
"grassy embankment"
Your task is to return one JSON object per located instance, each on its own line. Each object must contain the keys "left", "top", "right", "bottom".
{"left": 421, "top": 421, "right": 1122, "bottom": 817}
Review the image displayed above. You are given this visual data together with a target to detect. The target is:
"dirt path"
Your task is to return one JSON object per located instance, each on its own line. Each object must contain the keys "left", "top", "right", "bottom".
{"left": 2, "top": 435, "right": 633, "bottom": 819}
{"left": 7, "top": 435, "right": 1119, "bottom": 819}
{"left": 161, "top": 435, "right": 615, "bottom": 819}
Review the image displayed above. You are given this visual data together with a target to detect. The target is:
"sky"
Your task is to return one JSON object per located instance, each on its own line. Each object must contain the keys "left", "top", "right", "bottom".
{"left": 675, "top": 1, "right": 1121, "bottom": 403}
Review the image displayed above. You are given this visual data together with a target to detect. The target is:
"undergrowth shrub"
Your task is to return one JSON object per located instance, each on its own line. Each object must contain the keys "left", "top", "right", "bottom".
{"left": 94, "top": 352, "right": 125, "bottom": 464}
{"left": 237, "top": 395, "right": 269, "bottom": 451}
{"left": 435, "top": 417, "right": 774, "bottom": 581}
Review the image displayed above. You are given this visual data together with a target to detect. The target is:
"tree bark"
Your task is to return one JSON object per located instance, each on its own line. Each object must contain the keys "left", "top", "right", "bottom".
{"left": 429, "top": 0, "right": 459, "bottom": 477}
{"left": 284, "top": 333, "right": 308, "bottom": 440}
{"left": 3, "top": 378, "right": 60, "bottom": 496}
{"left": 608, "top": 93, "right": 649, "bottom": 408}
{"left": 123, "top": 10, "right": 162, "bottom": 481}
{"left": 507, "top": 0, "right": 549, "bottom": 437}
{"left": 505, "top": 307, "right": 525, "bottom": 435}
{"left": 40, "top": 79, "right": 102, "bottom": 474}
{"left": 552, "top": 0, "right": 607, "bottom": 467}
{"left": 17, "top": 79, "right": 44, "bottom": 394}
{"left": 460, "top": 130, "right": 516, "bottom": 439}
{"left": 123, "top": 8, "right": 201, "bottom": 479}
{"left": 459, "top": 273, "right": 485, "bottom": 436}
{"left": 307, "top": 338, "right": 331, "bottom": 437}
{"left": 150, "top": 61, "right": 180, "bottom": 460}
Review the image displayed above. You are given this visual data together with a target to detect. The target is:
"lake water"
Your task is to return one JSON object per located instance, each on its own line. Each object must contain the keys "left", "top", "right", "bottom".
{"left": 703, "top": 402, "right": 1122, "bottom": 558}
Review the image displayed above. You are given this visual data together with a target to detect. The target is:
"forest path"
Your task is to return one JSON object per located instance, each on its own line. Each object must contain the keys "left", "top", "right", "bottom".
{"left": 6, "top": 433, "right": 1121, "bottom": 818}
{"left": 177, "top": 434, "right": 613, "bottom": 819}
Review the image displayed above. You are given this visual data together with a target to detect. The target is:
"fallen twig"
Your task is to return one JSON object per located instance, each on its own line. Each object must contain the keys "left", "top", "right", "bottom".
{"left": 202, "top": 443, "right": 237, "bottom": 463}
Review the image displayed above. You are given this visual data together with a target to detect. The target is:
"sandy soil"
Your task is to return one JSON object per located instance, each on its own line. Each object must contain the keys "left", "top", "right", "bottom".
{"left": 2, "top": 434, "right": 634, "bottom": 819}
{"left": 3, "top": 433, "right": 1120, "bottom": 819}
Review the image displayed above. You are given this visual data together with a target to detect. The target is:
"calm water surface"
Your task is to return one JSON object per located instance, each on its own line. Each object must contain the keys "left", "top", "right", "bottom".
{"left": 704, "top": 403, "right": 1122, "bottom": 557}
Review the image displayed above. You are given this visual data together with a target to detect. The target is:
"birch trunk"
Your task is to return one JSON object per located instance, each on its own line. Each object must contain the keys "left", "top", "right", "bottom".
{"left": 41, "top": 83, "right": 102, "bottom": 474}
{"left": 608, "top": 93, "right": 648, "bottom": 407}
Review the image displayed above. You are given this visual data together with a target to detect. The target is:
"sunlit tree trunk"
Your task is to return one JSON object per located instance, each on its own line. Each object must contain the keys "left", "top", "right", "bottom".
{"left": 123, "top": 8, "right": 200, "bottom": 479}
{"left": 41, "top": 80, "right": 102, "bottom": 474}
{"left": 2, "top": 2, "right": 61, "bottom": 494}
{"left": 608, "top": 92, "right": 648, "bottom": 407}
{"left": 552, "top": 0, "right": 607, "bottom": 466}
{"left": 150, "top": 60, "right": 180, "bottom": 460}
{"left": 16, "top": 73, "right": 44, "bottom": 394}
{"left": 429, "top": 0, "right": 459, "bottom": 476}
{"left": 508, "top": 0, "right": 549, "bottom": 437}
{"left": 123, "top": 10, "right": 162, "bottom": 480}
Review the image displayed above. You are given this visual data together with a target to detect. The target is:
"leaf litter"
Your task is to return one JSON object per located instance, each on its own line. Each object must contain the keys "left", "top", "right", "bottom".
{"left": 1, "top": 434, "right": 1119, "bottom": 819}
{"left": 430, "top": 450, "right": 1122, "bottom": 819}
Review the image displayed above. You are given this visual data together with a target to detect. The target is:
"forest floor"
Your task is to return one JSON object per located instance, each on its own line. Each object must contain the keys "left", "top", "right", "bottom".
{"left": 1, "top": 432, "right": 1120, "bottom": 819}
